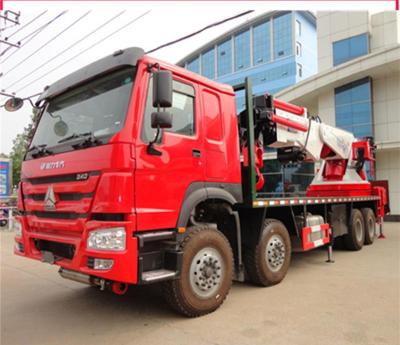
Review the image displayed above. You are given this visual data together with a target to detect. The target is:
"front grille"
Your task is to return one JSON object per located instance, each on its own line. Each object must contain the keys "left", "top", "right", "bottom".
{"left": 34, "top": 239, "right": 75, "bottom": 260}
{"left": 28, "top": 211, "right": 88, "bottom": 220}
{"left": 25, "top": 192, "right": 93, "bottom": 201}
{"left": 23, "top": 171, "right": 100, "bottom": 185}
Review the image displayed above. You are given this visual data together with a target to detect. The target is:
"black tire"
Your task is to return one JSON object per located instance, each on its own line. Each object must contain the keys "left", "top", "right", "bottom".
{"left": 361, "top": 208, "right": 376, "bottom": 245}
{"left": 0, "top": 220, "right": 7, "bottom": 227}
{"left": 344, "top": 209, "right": 365, "bottom": 251}
{"left": 244, "top": 219, "right": 291, "bottom": 287}
{"left": 163, "top": 225, "right": 233, "bottom": 317}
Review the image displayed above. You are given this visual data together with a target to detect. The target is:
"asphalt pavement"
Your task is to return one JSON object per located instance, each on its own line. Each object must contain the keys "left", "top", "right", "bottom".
{"left": 1, "top": 223, "right": 399, "bottom": 345}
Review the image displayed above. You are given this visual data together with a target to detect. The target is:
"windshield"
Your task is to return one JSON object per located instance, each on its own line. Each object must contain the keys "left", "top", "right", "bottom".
{"left": 29, "top": 68, "right": 135, "bottom": 155}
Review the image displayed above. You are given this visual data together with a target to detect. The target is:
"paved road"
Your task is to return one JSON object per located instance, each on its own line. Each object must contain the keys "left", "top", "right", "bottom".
{"left": 1, "top": 223, "right": 399, "bottom": 345}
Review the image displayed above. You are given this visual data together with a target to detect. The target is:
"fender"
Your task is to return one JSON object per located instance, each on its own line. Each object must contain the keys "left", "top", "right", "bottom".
{"left": 177, "top": 182, "right": 242, "bottom": 227}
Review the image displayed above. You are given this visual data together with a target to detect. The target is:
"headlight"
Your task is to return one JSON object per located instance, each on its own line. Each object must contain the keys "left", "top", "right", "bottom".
{"left": 87, "top": 227, "right": 126, "bottom": 251}
{"left": 15, "top": 221, "right": 22, "bottom": 237}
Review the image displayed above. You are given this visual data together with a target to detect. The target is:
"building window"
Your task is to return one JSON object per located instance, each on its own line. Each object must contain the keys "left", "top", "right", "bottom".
{"left": 234, "top": 30, "right": 250, "bottom": 71}
{"left": 253, "top": 20, "right": 271, "bottom": 65}
{"left": 295, "top": 19, "right": 301, "bottom": 36}
{"left": 335, "top": 77, "right": 373, "bottom": 138}
{"left": 297, "top": 63, "right": 302, "bottom": 77}
{"left": 217, "top": 39, "right": 232, "bottom": 77}
{"left": 296, "top": 41, "right": 302, "bottom": 56}
{"left": 333, "top": 33, "right": 369, "bottom": 66}
{"left": 187, "top": 57, "right": 200, "bottom": 74}
{"left": 273, "top": 12, "right": 293, "bottom": 59}
{"left": 201, "top": 48, "right": 215, "bottom": 79}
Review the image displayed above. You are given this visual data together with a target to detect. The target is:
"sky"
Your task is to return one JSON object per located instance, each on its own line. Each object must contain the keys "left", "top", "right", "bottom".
{"left": 0, "top": 1, "right": 393, "bottom": 154}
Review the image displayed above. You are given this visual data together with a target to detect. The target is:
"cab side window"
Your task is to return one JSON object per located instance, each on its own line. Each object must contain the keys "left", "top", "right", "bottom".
{"left": 142, "top": 76, "right": 195, "bottom": 142}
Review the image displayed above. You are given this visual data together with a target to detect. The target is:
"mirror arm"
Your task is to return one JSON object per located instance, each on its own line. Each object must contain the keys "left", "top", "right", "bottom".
{"left": 25, "top": 98, "right": 38, "bottom": 109}
{"left": 146, "top": 126, "right": 162, "bottom": 156}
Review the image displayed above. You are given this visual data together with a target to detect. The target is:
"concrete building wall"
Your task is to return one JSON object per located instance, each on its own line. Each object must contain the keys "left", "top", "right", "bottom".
{"left": 317, "top": 11, "right": 370, "bottom": 71}
{"left": 373, "top": 72, "right": 400, "bottom": 147}
{"left": 370, "top": 12, "right": 400, "bottom": 52}
{"left": 376, "top": 149, "right": 400, "bottom": 216}
{"left": 318, "top": 11, "right": 400, "bottom": 216}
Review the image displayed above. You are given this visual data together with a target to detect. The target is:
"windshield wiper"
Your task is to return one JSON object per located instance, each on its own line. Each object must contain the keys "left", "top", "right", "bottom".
{"left": 57, "top": 131, "right": 100, "bottom": 149}
{"left": 57, "top": 132, "right": 92, "bottom": 144}
{"left": 27, "top": 144, "right": 53, "bottom": 158}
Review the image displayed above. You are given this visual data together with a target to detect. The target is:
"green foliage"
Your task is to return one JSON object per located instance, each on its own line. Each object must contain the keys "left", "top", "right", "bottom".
{"left": 9, "top": 111, "right": 37, "bottom": 187}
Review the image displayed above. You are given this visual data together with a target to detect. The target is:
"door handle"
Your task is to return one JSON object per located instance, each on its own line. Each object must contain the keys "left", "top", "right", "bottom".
{"left": 192, "top": 149, "right": 201, "bottom": 158}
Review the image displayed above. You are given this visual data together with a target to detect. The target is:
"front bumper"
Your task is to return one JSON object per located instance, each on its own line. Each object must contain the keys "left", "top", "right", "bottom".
{"left": 14, "top": 216, "right": 138, "bottom": 284}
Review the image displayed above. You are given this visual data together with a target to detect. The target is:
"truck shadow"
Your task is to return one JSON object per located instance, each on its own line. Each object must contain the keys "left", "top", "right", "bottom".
{"left": 54, "top": 246, "right": 341, "bottom": 320}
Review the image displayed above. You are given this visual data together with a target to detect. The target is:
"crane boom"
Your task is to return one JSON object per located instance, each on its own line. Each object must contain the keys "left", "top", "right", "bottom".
{"left": 240, "top": 94, "right": 376, "bottom": 192}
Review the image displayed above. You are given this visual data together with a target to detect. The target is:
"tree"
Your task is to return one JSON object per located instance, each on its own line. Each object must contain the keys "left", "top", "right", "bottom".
{"left": 9, "top": 111, "right": 37, "bottom": 187}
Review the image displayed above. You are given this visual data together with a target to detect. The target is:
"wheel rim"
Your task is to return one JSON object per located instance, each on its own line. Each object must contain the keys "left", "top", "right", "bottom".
{"left": 355, "top": 219, "right": 363, "bottom": 242}
{"left": 189, "top": 247, "right": 225, "bottom": 299}
{"left": 265, "top": 234, "right": 286, "bottom": 272}
{"left": 368, "top": 218, "right": 375, "bottom": 239}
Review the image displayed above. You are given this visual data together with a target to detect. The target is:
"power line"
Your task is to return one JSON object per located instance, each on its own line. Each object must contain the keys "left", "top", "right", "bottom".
{"left": 0, "top": 10, "right": 68, "bottom": 61}
{"left": 3, "top": 10, "right": 127, "bottom": 91}
{"left": 2, "top": 11, "right": 91, "bottom": 78}
{"left": 15, "top": 10, "right": 150, "bottom": 95}
{"left": 146, "top": 10, "right": 254, "bottom": 54}
{"left": 5, "top": 10, "right": 47, "bottom": 39}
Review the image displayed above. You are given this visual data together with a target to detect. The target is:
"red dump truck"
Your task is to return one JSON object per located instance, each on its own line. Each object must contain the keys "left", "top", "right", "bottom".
{"left": 10, "top": 47, "right": 388, "bottom": 317}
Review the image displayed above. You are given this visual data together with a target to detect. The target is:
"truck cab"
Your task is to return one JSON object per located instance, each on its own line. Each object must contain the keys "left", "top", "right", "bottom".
{"left": 15, "top": 47, "right": 242, "bottom": 292}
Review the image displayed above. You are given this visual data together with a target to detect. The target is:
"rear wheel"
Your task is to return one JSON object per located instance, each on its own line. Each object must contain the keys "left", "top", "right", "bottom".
{"left": 163, "top": 225, "right": 233, "bottom": 317}
{"left": 362, "top": 208, "right": 376, "bottom": 245}
{"left": 344, "top": 209, "right": 365, "bottom": 251}
{"left": 244, "top": 219, "right": 291, "bottom": 286}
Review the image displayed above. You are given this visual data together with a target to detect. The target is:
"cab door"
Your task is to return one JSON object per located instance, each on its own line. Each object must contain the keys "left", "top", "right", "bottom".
{"left": 135, "top": 72, "right": 204, "bottom": 231}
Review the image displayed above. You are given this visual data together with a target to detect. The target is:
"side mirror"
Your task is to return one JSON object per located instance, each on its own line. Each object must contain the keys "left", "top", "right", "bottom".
{"left": 4, "top": 97, "right": 24, "bottom": 112}
{"left": 151, "top": 111, "right": 172, "bottom": 129}
{"left": 153, "top": 70, "right": 172, "bottom": 108}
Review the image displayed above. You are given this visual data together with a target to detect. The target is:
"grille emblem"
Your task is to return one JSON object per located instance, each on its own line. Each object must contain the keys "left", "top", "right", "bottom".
{"left": 44, "top": 185, "right": 57, "bottom": 211}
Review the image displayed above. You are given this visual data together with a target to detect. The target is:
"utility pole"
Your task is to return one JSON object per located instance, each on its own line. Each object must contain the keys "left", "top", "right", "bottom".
{"left": 0, "top": 10, "right": 21, "bottom": 49}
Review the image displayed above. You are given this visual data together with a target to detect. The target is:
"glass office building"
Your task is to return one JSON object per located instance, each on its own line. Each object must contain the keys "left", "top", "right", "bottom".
{"left": 177, "top": 11, "right": 318, "bottom": 197}
{"left": 177, "top": 11, "right": 317, "bottom": 111}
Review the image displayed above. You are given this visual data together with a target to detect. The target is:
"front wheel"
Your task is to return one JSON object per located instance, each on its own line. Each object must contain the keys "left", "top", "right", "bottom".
{"left": 244, "top": 219, "right": 291, "bottom": 286}
{"left": 163, "top": 225, "right": 233, "bottom": 317}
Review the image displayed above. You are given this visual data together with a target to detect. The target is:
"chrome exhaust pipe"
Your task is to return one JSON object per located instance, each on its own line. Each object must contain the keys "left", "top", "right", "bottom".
{"left": 59, "top": 268, "right": 92, "bottom": 285}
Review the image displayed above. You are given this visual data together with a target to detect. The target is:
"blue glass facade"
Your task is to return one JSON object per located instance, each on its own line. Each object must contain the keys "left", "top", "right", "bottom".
{"left": 217, "top": 39, "right": 232, "bottom": 77}
{"left": 234, "top": 30, "right": 250, "bottom": 71}
{"left": 273, "top": 12, "right": 293, "bottom": 59}
{"left": 335, "top": 77, "right": 373, "bottom": 138}
{"left": 187, "top": 57, "right": 200, "bottom": 74}
{"left": 179, "top": 11, "right": 317, "bottom": 101}
{"left": 253, "top": 21, "right": 271, "bottom": 65}
{"left": 201, "top": 48, "right": 215, "bottom": 79}
{"left": 333, "top": 33, "right": 369, "bottom": 66}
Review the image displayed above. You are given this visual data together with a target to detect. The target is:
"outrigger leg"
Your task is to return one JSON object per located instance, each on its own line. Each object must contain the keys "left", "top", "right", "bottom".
{"left": 326, "top": 229, "right": 335, "bottom": 263}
